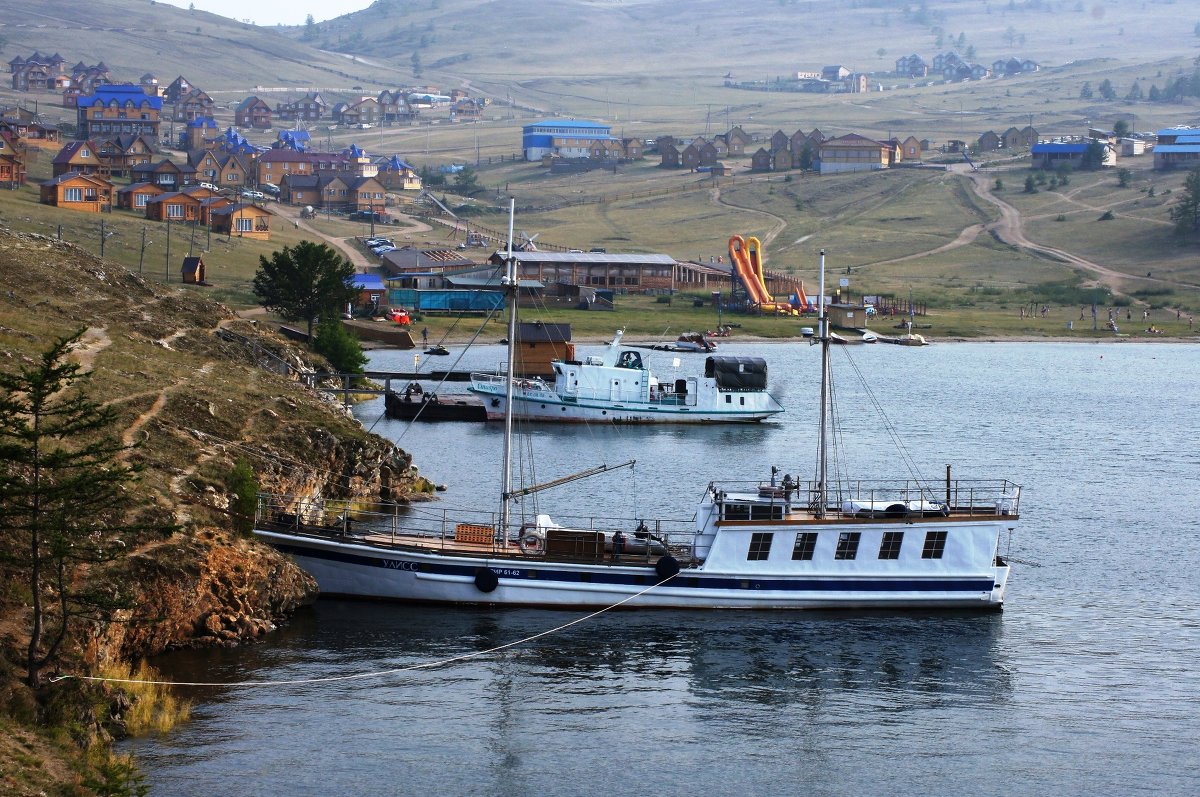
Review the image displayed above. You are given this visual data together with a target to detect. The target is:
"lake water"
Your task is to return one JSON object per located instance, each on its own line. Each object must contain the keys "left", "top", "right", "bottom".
{"left": 126, "top": 341, "right": 1200, "bottom": 796}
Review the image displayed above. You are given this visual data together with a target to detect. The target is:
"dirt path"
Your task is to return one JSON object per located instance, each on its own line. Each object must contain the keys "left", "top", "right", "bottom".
{"left": 710, "top": 186, "right": 789, "bottom": 250}
{"left": 953, "top": 163, "right": 1134, "bottom": 290}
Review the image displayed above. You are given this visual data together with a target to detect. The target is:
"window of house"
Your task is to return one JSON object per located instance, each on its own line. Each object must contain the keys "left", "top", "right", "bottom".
{"left": 236, "top": 217, "right": 253, "bottom": 232}
{"left": 135, "top": 194, "right": 147, "bottom": 207}
{"left": 747, "top": 532, "right": 773, "bottom": 561}
{"left": 167, "top": 204, "right": 183, "bottom": 218}
{"left": 792, "top": 532, "right": 818, "bottom": 560}
{"left": 64, "top": 187, "right": 82, "bottom": 202}
{"left": 922, "top": 531, "right": 948, "bottom": 559}
{"left": 878, "top": 531, "right": 904, "bottom": 560}
{"left": 834, "top": 531, "right": 861, "bottom": 560}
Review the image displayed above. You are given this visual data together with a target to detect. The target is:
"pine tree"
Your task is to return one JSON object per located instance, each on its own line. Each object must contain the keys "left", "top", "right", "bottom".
{"left": 1169, "top": 167, "right": 1200, "bottom": 234}
{"left": 253, "top": 241, "right": 358, "bottom": 340}
{"left": 0, "top": 331, "right": 161, "bottom": 688}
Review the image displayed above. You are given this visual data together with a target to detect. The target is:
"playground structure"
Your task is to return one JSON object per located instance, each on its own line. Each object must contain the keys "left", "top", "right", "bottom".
{"left": 727, "top": 235, "right": 810, "bottom": 315}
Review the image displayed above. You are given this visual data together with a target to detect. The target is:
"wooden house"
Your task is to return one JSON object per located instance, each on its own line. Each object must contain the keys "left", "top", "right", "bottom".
{"left": 183, "top": 117, "right": 221, "bottom": 150}
{"left": 96, "top": 134, "right": 156, "bottom": 177}
{"left": 52, "top": 140, "right": 110, "bottom": 178}
{"left": 681, "top": 143, "right": 702, "bottom": 171}
{"left": 725, "top": 126, "right": 750, "bottom": 156}
{"left": 977, "top": 130, "right": 1001, "bottom": 152}
{"left": 174, "top": 89, "right": 214, "bottom": 122}
{"left": 116, "top": 181, "right": 164, "bottom": 211}
{"left": 190, "top": 149, "right": 252, "bottom": 190}
{"left": 658, "top": 141, "right": 681, "bottom": 168}
{"left": 196, "top": 196, "right": 233, "bottom": 226}
{"left": 620, "top": 138, "right": 643, "bottom": 160}
{"left": 1000, "top": 127, "right": 1026, "bottom": 150}
{"left": 235, "top": 96, "right": 272, "bottom": 129}
{"left": 144, "top": 191, "right": 204, "bottom": 223}
{"left": 39, "top": 172, "right": 113, "bottom": 212}
{"left": 275, "top": 93, "right": 326, "bottom": 122}
{"left": 750, "top": 147, "right": 773, "bottom": 172}
{"left": 257, "top": 148, "right": 318, "bottom": 186}
{"left": 131, "top": 159, "right": 196, "bottom": 191}
{"left": 0, "top": 130, "right": 26, "bottom": 186}
{"left": 210, "top": 203, "right": 273, "bottom": 240}
{"left": 899, "top": 135, "right": 922, "bottom": 160}
{"left": 818, "top": 134, "right": 889, "bottom": 174}
{"left": 377, "top": 155, "right": 422, "bottom": 191}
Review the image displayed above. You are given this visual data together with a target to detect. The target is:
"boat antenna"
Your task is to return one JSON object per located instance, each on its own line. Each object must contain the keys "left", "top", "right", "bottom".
{"left": 499, "top": 198, "right": 518, "bottom": 537}
{"left": 815, "top": 249, "right": 829, "bottom": 519}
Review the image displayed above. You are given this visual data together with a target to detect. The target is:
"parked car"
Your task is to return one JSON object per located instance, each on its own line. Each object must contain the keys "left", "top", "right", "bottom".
{"left": 198, "top": 182, "right": 220, "bottom": 192}
{"left": 373, "top": 246, "right": 397, "bottom": 256}
{"left": 261, "top": 182, "right": 280, "bottom": 196}
{"left": 241, "top": 189, "right": 266, "bottom": 201}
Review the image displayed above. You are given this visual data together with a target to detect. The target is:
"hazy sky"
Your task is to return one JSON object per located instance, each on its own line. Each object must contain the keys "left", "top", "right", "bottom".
{"left": 157, "top": 0, "right": 372, "bottom": 27}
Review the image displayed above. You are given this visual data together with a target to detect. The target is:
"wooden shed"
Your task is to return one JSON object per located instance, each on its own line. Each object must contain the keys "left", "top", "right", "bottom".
{"left": 181, "top": 255, "right": 207, "bottom": 285}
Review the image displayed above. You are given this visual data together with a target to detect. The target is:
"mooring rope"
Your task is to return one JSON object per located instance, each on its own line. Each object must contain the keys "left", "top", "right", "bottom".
{"left": 49, "top": 573, "right": 678, "bottom": 689}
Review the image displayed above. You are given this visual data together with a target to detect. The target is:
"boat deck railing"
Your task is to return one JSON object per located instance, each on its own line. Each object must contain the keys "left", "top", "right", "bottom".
{"left": 710, "top": 478, "right": 1021, "bottom": 520}
{"left": 255, "top": 494, "right": 700, "bottom": 565}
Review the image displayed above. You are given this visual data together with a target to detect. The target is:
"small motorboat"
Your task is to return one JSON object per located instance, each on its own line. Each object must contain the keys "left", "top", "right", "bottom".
{"left": 424, "top": 345, "right": 450, "bottom": 356}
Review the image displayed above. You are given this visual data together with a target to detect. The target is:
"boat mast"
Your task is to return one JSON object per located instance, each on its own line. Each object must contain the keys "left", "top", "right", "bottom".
{"left": 500, "top": 198, "right": 518, "bottom": 536}
{"left": 815, "top": 249, "right": 829, "bottom": 519}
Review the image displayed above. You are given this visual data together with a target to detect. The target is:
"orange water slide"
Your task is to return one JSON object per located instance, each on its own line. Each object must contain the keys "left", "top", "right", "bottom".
{"left": 728, "top": 234, "right": 772, "bottom": 305}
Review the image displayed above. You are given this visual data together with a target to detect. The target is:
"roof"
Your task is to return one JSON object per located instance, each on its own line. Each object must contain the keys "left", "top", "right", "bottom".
{"left": 1157, "top": 127, "right": 1200, "bottom": 136}
{"left": 489, "top": 251, "right": 677, "bottom": 266}
{"left": 41, "top": 171, "right": 111, "bottom": 187}
{"left": 350, "top": 274, "right": 387, "bottom": 291}
{"left": 1032, "top": 143, "right": 1088, "bottom": 153}
{"left": 445, "top": 275, "right": 545, "bottom": 289}
{"left": 1153, "top": 144, "right": 1200, "bottom": 153}
{"left": 77, "top": 83, "right": 162, "bottom": 109}
{"left": 525, "top": 119, "right": 611, "bottom": 131}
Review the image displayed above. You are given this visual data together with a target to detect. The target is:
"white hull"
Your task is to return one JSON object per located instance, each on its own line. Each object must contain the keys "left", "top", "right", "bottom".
{"left": 256, "top": 511, "right": 1011, "bottom": 610}
{"left": 475, "top": 392, "right": 780, "bottom": 423}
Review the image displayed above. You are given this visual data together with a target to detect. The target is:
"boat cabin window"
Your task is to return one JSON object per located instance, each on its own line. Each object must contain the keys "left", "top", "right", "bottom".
{"left": 617, "top": 351, "right": 643, "bottom": 369}
{"left": 878, "top": 531, "right": 904, "bottom": 560}
{"left": 834, "top": 532, "right": 861, "bottom": 560}
{"left": 921, "top": 530, "right": 948, "bottom": 559}
{"left": 721, "top": 502, "right": 785, "bottom": 521}
{"left": 792, "top": 532, "right": 818, "bottom": 561}
{"left": 747, "top": 532, "right": 773, "bottom": 561}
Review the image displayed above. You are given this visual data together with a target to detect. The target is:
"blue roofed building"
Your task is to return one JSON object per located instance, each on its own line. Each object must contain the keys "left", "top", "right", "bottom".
{"left": 75, "top": 83, "right": 163, "bottom": 142}
{"left": 522, "top": 119, "right": 614, "bottom": 161}
{"left": 1153, "top": 127, "right": 1200, "bottom": 170}
{"left": 1031, "top": 139, "right": 1116, "bottom": 170}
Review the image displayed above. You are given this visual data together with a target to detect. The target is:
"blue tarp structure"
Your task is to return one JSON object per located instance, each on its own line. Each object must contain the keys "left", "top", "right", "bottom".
{"left": 387, "top": 288, "right": 504, "bottom": 313}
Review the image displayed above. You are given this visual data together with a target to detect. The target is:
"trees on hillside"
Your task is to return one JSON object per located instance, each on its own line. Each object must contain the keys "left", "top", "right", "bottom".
{"left": 0, "top": 331, "right": 156, "bottom": 688}
{"left": 253, "top": 241, "right": 358, "bottom": 340}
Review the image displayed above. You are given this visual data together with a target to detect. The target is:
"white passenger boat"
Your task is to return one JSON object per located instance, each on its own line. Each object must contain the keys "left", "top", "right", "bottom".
{"left": 468, "top": 330, "right": 783, "bottom": 424}
{"left": 255, "top": 232, "right": 1020, "bottom": 610}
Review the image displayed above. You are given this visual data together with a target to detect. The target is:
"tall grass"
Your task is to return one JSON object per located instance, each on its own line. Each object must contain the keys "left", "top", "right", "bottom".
{"left": 96, "top": 660, "right": 192, "bottom": 735}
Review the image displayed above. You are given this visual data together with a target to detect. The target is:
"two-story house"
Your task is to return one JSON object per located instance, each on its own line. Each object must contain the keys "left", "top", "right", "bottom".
{"left": 275, "top": 93, "right": 327, "bottom": 122}
{"left": 235, "top": 96, "right": 272, "bottom": 129}
{"left": 51, "top": 140, "right": 111, "bottom": 178}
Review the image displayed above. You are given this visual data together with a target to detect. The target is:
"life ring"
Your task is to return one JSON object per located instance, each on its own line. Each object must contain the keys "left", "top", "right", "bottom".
{"left": 517, "top": 533, "right": 544, "bottom": 554}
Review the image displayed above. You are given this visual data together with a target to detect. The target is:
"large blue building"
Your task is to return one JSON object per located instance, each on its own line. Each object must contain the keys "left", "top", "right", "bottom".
{"left": 75, "top": 84, "right": 163, "bottom": 142}
{"left": 522, "top": 119, "right": 613, "bottom": 161}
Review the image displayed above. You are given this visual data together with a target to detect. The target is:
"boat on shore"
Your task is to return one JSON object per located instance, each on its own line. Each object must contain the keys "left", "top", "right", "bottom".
{"left": 255, "top": 234, "right": 1020, "bottom": 611}
{"left": 467, "top": 329, "right": 783, "bottom": 424}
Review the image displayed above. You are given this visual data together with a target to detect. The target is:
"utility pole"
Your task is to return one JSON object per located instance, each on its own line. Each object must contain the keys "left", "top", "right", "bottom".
{"left": 138, "top": 227, "right": 151, "bottom": 274}
{"left": 165, "top": 216, "right": 171, "bottom": 282}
